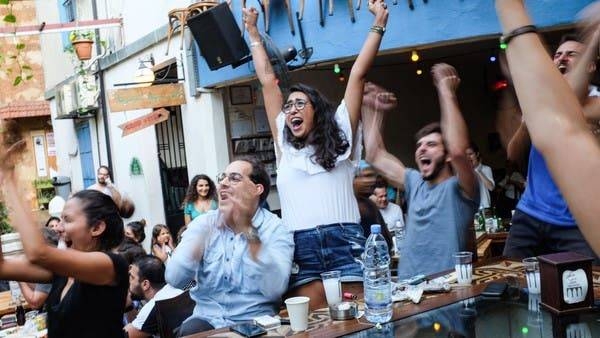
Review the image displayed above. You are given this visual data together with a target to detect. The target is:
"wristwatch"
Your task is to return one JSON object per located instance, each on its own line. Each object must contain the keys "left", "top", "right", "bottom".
{"left": 245, "top": 226, "right": 261, "bottom": 244}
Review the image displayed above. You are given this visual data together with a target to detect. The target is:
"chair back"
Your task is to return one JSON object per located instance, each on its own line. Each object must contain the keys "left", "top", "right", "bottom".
{"left": 155, "top": 290, "right": 195, "bottom": 338}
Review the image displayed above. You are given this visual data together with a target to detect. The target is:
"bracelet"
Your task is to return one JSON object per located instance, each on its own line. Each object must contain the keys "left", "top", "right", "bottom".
{"left": 249, "top": 41, "right": 262, "bottom": 48}
{"left": 499, "top": 25, "right": 537, "bottom": 48}
{"left": 369, "top": 25, "right": 385, "bottom": 36}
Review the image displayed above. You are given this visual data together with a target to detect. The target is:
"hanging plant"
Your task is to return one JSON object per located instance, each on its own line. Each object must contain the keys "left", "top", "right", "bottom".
{"left": 69, "top": 30, "right": 95, "bottom": 61}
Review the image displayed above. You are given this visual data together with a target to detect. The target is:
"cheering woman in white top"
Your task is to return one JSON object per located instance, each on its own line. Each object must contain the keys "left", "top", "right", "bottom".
{"left": 243, "top": 0, "right": 389, "bottom": 309}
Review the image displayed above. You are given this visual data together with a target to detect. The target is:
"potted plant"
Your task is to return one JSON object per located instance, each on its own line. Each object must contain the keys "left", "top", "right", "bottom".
{"left": 69, "top": 30, "right": 95, "bottom": 61}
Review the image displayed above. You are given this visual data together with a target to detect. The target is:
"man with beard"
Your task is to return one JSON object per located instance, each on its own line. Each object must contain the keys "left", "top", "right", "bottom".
{"left": 502, "top": 33, "right": 600, "bottom": 262}
{"left": 124, "top": 256, "right": 183, "bottom": 338}
{"left": 166, "top": 157, "right": 294, "bottom": 335}
{"left": 363, "top": 64, "right": 479, "bottom": 279}
{"left": 88, "top": 165, "right": 122, "bottom": 204}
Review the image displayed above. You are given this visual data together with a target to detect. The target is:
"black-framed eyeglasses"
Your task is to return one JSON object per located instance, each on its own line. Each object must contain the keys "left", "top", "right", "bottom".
{"left": 216, "top": 172, "right": 244, "bottom": 184}
{"left": 282, "top": 99, "right": 310, "bottom": 114}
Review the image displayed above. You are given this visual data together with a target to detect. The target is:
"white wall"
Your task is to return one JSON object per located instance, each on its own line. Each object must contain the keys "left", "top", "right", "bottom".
{"left": 120, "top": 0, "right": 190, "bottom": 44}
{"left": 35, "top": 1, "right": 76, "bottom": 90}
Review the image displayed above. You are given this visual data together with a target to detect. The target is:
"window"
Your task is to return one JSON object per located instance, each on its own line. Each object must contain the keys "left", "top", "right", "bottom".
{"left": 57, "top": 0, "right": 77, "bottom": 49}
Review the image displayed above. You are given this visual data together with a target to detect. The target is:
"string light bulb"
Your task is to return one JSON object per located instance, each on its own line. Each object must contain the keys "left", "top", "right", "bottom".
{"left": 338, "top": 73, "right": 346, "bottom": 82}
{"left": 490, "top": 55, "right": 497, "bottom": 62}
{"left": 416, "top": 69, "right": 423, "bottom": 75}
{"left": 411, "top": 50, "right": 420, "bottom": 62}
{"left": 334, "top": 63, "right": 341, "bottom": 74}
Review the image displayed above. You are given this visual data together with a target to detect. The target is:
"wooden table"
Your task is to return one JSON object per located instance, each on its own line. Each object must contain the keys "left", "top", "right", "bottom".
{"left": 476, "top": 231, "right": 508, "bottom": 259}
{"left": 185, "top": 258, "right": 597, "bottom": 338}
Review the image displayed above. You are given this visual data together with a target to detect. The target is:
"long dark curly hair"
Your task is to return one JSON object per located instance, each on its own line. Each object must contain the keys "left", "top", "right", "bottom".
{"left": 182, "top": 174, "right": 216, "bottom": 207}
{"left": 284, "top": 84, "right": 349, "bottom": 171}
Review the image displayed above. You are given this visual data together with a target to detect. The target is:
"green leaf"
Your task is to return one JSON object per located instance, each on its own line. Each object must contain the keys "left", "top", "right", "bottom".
{"left": 21, "top": 64, "right": 31, "bottom": 70}
{"left": 8, "top": 55, "right": 16, "bottom": 59}
{"left": 15, "top": 43, "right": 25, "bottom": 50}
{"left": 3, "top": 14, "right": 16, "bottom": 23}
{"left": 0, "top": 0, "right": 9, "bottom": 5}
{"left": 25, "top": 75, "right": 33, "bottom": 80}
{"left": 13, "top": 76, "right": 22, "bottom": 86}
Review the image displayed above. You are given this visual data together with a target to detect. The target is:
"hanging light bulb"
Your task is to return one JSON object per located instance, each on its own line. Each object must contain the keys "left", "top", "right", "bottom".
{"left": 134, "top": 56, "right": 155, "bottom": 87}
{"left": 333, "top": 63, "right": 341, "bottom": 74}
{"left": 411, "top": 50, "right": 420, "bottom": 62}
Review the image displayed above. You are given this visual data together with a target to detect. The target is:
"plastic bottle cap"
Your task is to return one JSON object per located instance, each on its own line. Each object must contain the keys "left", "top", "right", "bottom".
{"left": 370, "top": 224, "right": 381, "bottom": 234}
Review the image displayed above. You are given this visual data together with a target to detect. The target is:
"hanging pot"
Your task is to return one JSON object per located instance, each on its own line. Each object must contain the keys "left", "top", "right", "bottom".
{"left": 72, "top": 39, "right": 94, "bottom": 61}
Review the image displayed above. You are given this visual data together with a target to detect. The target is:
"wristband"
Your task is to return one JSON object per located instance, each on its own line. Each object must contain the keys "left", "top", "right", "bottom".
{"left": 500, "top": 25, "right": 537, "bottom": 48}
{"left": 249, "top": 41, "right": 262, "bottom": 48}
{"left": 370, "top": 25, "right": 385, "bottom": 36}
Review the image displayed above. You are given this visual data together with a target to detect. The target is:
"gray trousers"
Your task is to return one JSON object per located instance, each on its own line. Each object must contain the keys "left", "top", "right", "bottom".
{"left": 503, "top": 209, "right": 600, "bottom": 264}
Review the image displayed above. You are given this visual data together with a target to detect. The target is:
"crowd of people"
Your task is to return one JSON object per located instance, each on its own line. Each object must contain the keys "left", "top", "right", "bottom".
{"left": 0, "top": 0, "right": 599, "bottom": 337}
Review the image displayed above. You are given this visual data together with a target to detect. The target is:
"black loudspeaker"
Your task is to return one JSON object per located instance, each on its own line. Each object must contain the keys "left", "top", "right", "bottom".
{"left": 187, "top": 3, "right": 250, "bottom": 71}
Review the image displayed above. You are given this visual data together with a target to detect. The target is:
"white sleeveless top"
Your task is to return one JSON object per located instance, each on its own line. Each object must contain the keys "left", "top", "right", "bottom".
{"left": 276, "top": 100, "right": 361, "bottom": 231}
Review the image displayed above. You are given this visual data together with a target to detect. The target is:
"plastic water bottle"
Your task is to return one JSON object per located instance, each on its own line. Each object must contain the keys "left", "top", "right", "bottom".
{"left": 363, "top": 224, "right": 392, "bottom": 323}
{"left": 393, "top": 220, "right": 405, "bottom": 256}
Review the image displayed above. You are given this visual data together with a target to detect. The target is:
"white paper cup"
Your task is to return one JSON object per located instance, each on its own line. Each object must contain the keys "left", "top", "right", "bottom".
{"left": 284, "top": 296, "right": 310, "bottom": 331}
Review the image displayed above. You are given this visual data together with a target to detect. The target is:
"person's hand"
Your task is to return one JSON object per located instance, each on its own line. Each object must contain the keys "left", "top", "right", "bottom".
{"left": 242, "top": 7, "right": 259, "bottom": 33}
{"left": 363, "top": 82, "right": 397, "bottom": 113}
{"left": 368, "top": 0, "right": 389, "bottom": 27}
{"left": 431, "top": 63, "right": 461, "bottom": 93}
{"left": 219, "top": 185, "right": 256, "bottom": 232}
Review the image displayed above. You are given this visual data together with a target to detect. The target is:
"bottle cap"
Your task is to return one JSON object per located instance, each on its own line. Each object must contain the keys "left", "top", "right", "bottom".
{"left": 370, "top": 224, "right": 381, "bottom": 234}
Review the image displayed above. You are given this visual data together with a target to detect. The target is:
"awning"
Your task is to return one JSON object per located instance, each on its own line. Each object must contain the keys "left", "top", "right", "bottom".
{"left": 0, "top": 101, "right": 50, "bottom": 119}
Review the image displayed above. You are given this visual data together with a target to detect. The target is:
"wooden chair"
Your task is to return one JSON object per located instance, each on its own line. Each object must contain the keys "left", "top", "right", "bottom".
{"left": 165, "top": 8, "right": 188, "bottom": 55}
{"left": 154, "top": 290, "right": 196, "bottom": 338}
{"left": 165, "top": 1, "right": 223, "bottom": 55}
{"left": 242, "top": 0, "right": 295, "bottom": 35}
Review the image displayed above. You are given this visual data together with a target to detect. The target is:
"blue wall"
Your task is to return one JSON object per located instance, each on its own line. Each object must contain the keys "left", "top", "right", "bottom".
{"left": 196, "top": 0, "right": 595, "bottom": 87}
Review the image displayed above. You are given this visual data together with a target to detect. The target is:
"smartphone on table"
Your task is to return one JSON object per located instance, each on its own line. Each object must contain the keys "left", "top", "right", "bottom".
{"left": 230, "top": 323, "right": 268, "bottom": 337}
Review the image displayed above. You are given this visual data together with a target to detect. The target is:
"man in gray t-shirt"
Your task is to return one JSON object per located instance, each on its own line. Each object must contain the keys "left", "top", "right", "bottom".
{"left": 363, "top": 64, "right": 479, "bottom": 279}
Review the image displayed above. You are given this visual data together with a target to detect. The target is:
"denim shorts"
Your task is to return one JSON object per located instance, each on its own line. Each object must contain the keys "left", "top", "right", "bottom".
{"left": 288, "top": 223, "right": 366, "bottom": 289}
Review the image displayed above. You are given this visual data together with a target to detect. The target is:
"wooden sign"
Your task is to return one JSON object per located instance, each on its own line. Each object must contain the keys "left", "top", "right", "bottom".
{"left": 118, "top": 108, "right": 170, "bottom": 137}
{"left": 108, "top": 83, "right": 186, "bottom": 112}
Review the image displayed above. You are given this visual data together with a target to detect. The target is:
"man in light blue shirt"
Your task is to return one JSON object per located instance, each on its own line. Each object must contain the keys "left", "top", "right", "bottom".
{"left": 166, "top": 158, "right": 294, "bottom": 335}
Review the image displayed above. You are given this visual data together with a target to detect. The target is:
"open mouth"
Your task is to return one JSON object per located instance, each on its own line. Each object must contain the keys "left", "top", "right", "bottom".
{"left": 290, "top": 117, "right": 303, "bottom": 131}
{"left": 558, "top": 64, "right": 567, "bottom": 74}
{"left": 418, "top": 156, "right": 432, "bottom": 171}
{"left": 419, "top": 157, "right": 432, "bottom": 166}
{"left": 219, "top": 191, "right": 230, "bottom": 201}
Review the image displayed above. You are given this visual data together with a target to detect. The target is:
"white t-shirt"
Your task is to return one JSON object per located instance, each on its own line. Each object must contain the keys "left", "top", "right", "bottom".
{"left": 275, "top": 100, "right": 361, "bottom": 231}
{"left": 476, "top": 163, "right": 495, "bottom": 209}
{"left": 87, "top": 183, "right": 114, "bottom": 198}
{"left": 131, "top": 284, "right": 183, "bottom": 337}
{"left": 379, "top": 202, "right": 404, "bottom": 230}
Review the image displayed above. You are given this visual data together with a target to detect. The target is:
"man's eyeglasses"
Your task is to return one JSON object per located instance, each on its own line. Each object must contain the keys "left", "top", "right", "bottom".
{"left": 282, "top": 99, "right": 310, "bottom": 114}
{"left": 216, "top": 172, "right": 244, "bottom": 184}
